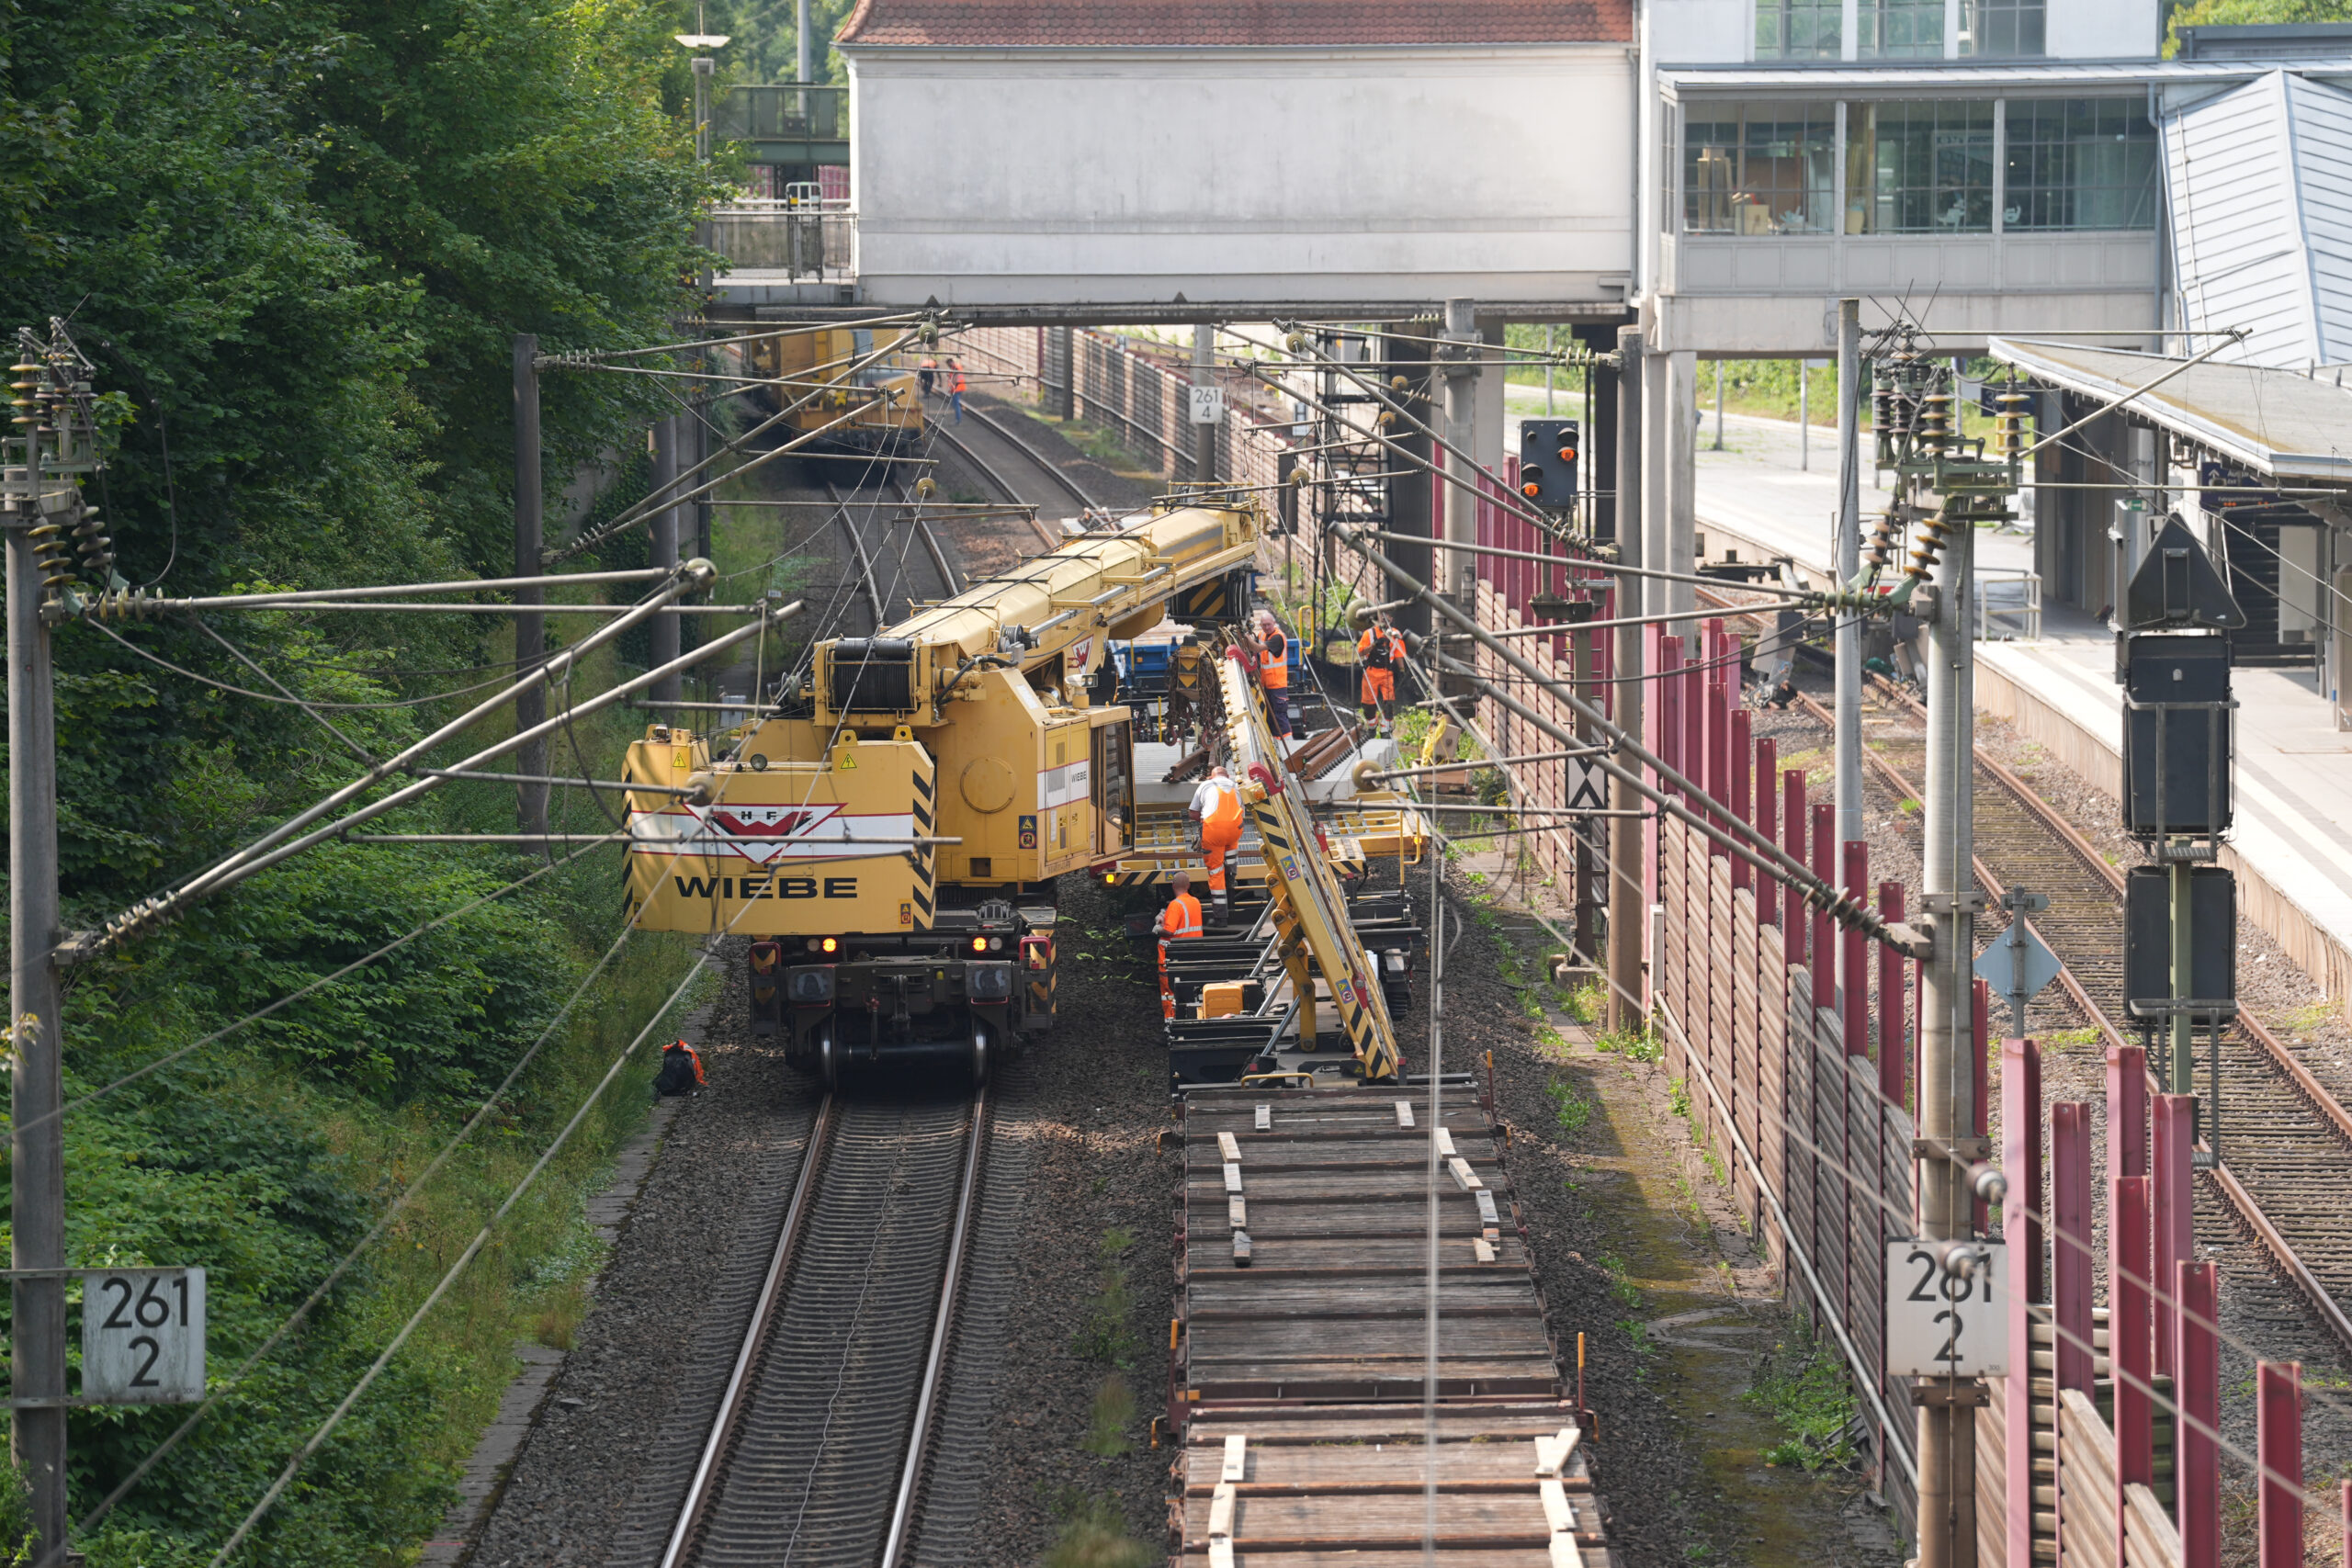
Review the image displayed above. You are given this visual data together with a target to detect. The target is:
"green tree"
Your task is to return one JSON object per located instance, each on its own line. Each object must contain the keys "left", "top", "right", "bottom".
{"left": 2165, "top": 0, "right": 2352, "bottom": 51}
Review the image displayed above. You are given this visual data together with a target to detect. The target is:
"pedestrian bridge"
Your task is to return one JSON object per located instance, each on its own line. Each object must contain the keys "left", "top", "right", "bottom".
{"left": 712, "top": 0, "right": 1637, "bottom": 321}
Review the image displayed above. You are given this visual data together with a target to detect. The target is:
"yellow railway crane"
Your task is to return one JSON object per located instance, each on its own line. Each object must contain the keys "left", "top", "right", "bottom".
{"left": 618, "top": 496, "right": 1263, "bottom": 1085}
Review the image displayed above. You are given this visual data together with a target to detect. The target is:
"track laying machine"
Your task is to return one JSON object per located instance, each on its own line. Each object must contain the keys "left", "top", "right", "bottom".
{"left": 617, "top": 495, "right": 1294, "bottom": 1084}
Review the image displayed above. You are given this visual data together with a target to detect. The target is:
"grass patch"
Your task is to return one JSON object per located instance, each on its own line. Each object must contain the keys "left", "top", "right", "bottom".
{"left": 2039, "top": 1027, "right": 2105, "bottom": 1051}
{"left": 1595, "top": 1251, "right": 1643, "bottom": 1310}
{"left": 1547, "top": 1077, "right": 1596, "bottom": 1137}
{"left": 1080, "top": 1374, "right": 1137, "bottom": 1458}
{"left": 1744, "top": 1326, "right": 1860, "bottom": 1471}
{"left": 1043, "top": 1494, "right": 1156, "bottom": 1568}
{"left": 1072, "top": 1225, "right": 1141, "bottom": 1369}
{"left": 2280, "top": 998, "right": 2335, "bottom": 1034}
{"left": 1668, "top": 1077, "right": 1693, "bottom": 1125}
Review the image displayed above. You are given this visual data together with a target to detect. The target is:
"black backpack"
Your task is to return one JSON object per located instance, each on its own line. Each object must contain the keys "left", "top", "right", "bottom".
{"left": 1362, "top": 630, "right": 1395, "bottom": 671}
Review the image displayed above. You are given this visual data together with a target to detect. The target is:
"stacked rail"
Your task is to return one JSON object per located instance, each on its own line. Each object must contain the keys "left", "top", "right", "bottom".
{"left": 1169, "top": 1085, "right": 1612, "bottom": 1566}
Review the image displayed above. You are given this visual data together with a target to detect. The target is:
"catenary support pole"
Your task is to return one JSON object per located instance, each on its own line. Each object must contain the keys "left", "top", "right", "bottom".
{"left": 650, "top": 417, "right": 682, "bottom": 706}
{"left": 1572, "top": 614, "right": 1600, "bottom": 965}
{"left": 7, "top": 459, "right": 69, "bottom": 1562}
{"left": 796, "top": 0, "right": 811, "bottom": 83}
{"left": 1835, "top": 300, "right": 1863, "bottom": 851}
{"left": 1193, "top": 323, "right": 1216, "bottom": 484}
{"left": 1917, "top": 505, "right": 1976, "bottom": 1568}
{"left": 1441, "top": 299, "right": 1478, "bottom": 608}
{"left": 513, "top": 334, "right": 548, "bottom": 838}
{"left": 1800, "top": 360, "right": 1810, "bottom": 472}
{"left": 2171, "top": 857, "right": 2194, "bottom": 1093}
{"left": 1608, "top": 324, "right": 1646, "bottom": 1034}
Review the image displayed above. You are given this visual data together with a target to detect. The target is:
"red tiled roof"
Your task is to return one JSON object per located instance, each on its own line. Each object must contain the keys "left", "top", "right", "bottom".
{"left": 836, "top": 1, "right": 1632, "bottom": 48}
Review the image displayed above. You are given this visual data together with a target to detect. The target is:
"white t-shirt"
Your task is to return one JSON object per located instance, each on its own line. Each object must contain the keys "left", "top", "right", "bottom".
{"left": 1190, "top": 777, "right": 1237, "bottom": 818}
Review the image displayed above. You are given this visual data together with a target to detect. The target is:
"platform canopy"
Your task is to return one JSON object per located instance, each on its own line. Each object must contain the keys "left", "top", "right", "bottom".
{"left": 1988, "top": 337, "right": 2352, "bottom": 486}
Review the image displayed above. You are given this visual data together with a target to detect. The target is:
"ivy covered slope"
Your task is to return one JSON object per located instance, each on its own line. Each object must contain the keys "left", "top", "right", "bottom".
{"left": 2, "top": 0, "right": 725, "bottom": 1561}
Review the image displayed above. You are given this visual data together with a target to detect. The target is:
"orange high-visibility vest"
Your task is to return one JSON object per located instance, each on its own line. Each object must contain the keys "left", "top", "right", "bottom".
{"left": 1163, "top": 892, "right": 1204, "bottom": 938}
{"left": 1260, "top": 630, "right": 1289, "bottom": 690}
{"left": 1203, "top": 778, "right": 1243, "bottom": 835}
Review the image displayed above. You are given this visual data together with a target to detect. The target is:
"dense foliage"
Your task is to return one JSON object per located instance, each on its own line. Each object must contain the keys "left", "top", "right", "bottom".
{"left": 2165, "top": 0, "right": 2352, "bottom": 51}
{"left": 1, "top": 0, "right": 721, "bottom": 1560}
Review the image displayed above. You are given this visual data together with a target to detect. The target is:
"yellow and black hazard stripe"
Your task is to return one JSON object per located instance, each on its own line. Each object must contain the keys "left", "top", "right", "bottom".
{"left": 1173, "top": 567, "right": 1253, "bottom": 626}
{"left": 910, "top": 757, "right": 936, "bottom": 930}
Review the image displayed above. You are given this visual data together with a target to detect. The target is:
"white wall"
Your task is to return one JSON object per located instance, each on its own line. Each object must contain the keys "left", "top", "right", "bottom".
{"left": 1651, "top": 0, "right": 1748, "bottom": 64}
{"left": 844, "top": 44, "right": 1636, "bottom": 308}
{"left": 2045, "top": 0, "right": 2161, "bottom": 59}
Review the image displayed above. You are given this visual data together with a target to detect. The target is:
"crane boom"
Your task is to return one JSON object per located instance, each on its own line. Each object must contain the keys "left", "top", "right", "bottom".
{"left": 1212, "top": 652, "right": 1404, "bottom": 1082}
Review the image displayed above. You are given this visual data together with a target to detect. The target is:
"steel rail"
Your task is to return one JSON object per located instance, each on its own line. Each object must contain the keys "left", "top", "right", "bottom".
{"left": 927, "top": 422, "right": 1062, "bottom": 547}
{"left": 885, "top": 478, "right": 964, "bottom": 601}
{"left": 954, "top": 400, "right": 1100, "bottom": 512}
{"left": 658, "top": 1087, "right": 989, "bottom": 1568}
{"left": 822, "top": 480, "right": 888, "bottom": 632}
{"left": 881, "top": 1087, "right": 990, "bottom": 1568}
{"left": 658, "top": 1094, "right": 841, "bottom": 1568}
{"left": 1781, "top": 674, "right": 2352, "bottom": 1359}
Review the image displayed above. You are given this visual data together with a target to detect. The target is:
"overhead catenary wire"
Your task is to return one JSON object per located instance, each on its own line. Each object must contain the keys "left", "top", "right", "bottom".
{"left": 70, "top": 570, "right": 761, "bottom": 957}
{"left": 201, "top": 934, "right": 737, "bottom": 1566}
{"left": 1335, "top": 526, "right": 1911, "bottom": 950}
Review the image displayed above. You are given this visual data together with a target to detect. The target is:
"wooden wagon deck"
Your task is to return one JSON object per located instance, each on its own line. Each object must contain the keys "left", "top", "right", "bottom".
{"left": 1170, "top": 1085, "right": 1617, "bottom": 1566}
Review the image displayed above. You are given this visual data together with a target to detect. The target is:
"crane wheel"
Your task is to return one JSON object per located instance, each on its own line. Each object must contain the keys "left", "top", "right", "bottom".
{"left": 815, "top": 1026, "right": 840, "bottom": 1092}
{"left": 970, "top": 1024, "right": 992, "bottom": 1089}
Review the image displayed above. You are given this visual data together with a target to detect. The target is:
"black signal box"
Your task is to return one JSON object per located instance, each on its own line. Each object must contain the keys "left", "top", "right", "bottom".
{"left": 1518, "top": 419, "right": 1580, "bottom": 511}
{"left": 2121, "top": 633, "right": 2233, "bottom": 839}
{"left": 2123, "top": 865, "right": 2235, "bottom": 1023}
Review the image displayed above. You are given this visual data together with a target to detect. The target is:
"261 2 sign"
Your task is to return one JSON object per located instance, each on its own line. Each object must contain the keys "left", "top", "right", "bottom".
{"left": 1884, "top": 1241, "right": 2007, "bottom": 1378}
{"left": 83, "top": 1267, "right": 207, "bottom": 1404}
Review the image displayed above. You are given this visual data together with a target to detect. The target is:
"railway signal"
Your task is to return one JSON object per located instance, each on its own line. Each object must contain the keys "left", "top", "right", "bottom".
{"left": 1517, "top": 417, "right": 1578, "bottom": 510}
{"left": 2116, "top": 515, "right": 2244, "bottom": 1119}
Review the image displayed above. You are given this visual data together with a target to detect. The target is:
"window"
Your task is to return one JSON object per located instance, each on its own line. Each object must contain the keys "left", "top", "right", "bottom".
{"left": 1859, "top": 0, "right": 1945, "bottom": 58}
{"left": 1684, "top": 102, "right": 1838, "bottom": 235}
{"left": 1849, "top": 101, "right": 1996, "bottom": 233}
{"left": 1756, "top": 0, "right": 1841, "bottom": 60}
{"left": 1960, "top": 0, "right": 2045, "bottom": 57}
{"left": 2004, "top": 98, "right": 2157, "bottom": 230}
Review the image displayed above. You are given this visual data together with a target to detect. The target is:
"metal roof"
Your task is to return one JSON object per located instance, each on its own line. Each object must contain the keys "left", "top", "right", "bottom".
{"left": 2164, "top": 70, "right": 2352, "bottom": 368}
{"left": 1658, "top": 57, "right": 2352, "bottom": 97}
{"left": 1987, "top": 338, "right": 2352, "bottom": 483}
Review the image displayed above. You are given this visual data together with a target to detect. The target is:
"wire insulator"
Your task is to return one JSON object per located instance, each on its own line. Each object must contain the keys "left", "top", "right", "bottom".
{"left": 1863, "top": 511, "right": 1903, "bottom": 574}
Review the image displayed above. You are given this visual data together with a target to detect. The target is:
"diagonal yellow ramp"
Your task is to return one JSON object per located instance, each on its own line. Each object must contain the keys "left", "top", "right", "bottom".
{"left": 1213, "top": 653, "right": 1402, "bottom": 1082}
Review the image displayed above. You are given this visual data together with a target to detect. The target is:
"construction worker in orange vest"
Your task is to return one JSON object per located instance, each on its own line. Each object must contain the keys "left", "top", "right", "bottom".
{"left": 1188, "top": 761, "right": 1244, "bottom": 923}
{"left": 948, "top": 357, "right": 967, "bottom": 424}
{"left": 1154, "top": 870, "right": 1204, "bottom": 941}
{"left": 1255, "top": 610, "right": 1302, "bottom": 739}
{"left": 654, "top": 1039, "right": 706, "bottom": 1098}
{"left": 1357, "top": 613, "right": 1406, "bottom": 733}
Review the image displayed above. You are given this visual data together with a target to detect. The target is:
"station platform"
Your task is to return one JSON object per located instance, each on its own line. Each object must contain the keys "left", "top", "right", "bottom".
{"left": 1170, "top": 1084, "right": 1612, "bottom": 1566}
{"left": 1690, "top": 434, "right": 2352, "bottom": 1012}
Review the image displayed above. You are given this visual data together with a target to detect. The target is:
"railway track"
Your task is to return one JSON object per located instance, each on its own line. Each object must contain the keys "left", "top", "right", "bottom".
{"left": 929, "top": 404, "right": 1089, "bottom": 545}
{"left": 658, "top": 1089, "right": 989, "bottom": 1568}
{"left": 820, "top": 479, "right": 961, "bottom": 631}
{"left": 1790, "top": 676, "right": 2352, "bottom": 1355}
